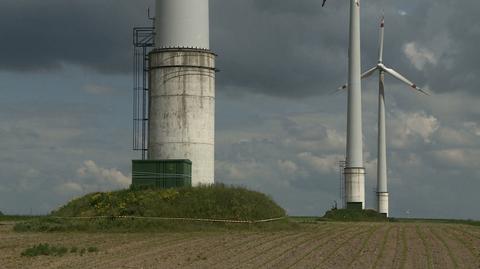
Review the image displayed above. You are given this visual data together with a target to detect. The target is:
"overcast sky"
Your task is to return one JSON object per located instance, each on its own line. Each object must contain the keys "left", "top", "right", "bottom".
{"left": 0, "top": 0, "right": 479, "bottom": 219}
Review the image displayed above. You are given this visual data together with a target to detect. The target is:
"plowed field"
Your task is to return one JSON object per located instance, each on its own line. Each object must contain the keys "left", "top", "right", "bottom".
{"left": 1, "top": 221, "right": 479, "bottom": 269}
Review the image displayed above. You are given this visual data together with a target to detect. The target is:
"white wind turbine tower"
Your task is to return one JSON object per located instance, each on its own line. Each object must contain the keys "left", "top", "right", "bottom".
{"left": 325, "top": 0, "right": 366, "bottom": 209}
{"left": 340, "top": 17, "right": 428, "bottom": 216}
{"left": 344, "top": 0, "right": 366, "bottom": 210}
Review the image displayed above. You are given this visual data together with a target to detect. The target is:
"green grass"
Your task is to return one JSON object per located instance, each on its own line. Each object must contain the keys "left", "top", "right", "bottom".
{"left": 392, "top": 218, "right": 480, "bottom": 226}
{"left": 0, "top": 215, "right": 42, "bottom": 222}
{"left": 52, "top": 184, "right": 285, "bottom": 220}
{"left": 21, "top": 243, "right": 69, "bottom": 257}
{"left": 21, "top": 243, "right": 98, "bottom": 257}
{"left": 14, "top": 216, "right": 298, "bottom": 233}
{"left": 288, "top": 216, "right": 320, "bottom": 223}
{"left": 87, "top": 246, "right": 98, "bottom": 253}
{"left": 320, "top": 209, "right": 388, "bottom": 222}
{"left": 14, "top": 184, "right": 292, "bottom": 233}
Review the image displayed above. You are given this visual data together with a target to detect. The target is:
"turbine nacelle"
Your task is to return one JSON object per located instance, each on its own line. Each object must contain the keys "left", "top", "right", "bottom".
{"left": 337, "top": 53, "right": 430, "bottom": 95}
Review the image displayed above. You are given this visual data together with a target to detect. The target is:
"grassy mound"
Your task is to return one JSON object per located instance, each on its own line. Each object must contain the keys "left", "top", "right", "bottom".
{"left": 52, "top": 184, "right": 285, "bottom": 220}
{"left": 321, "top": 209, "right": 388, "bottom": 222}
{"left": 15, "top": 185, "right": 292, "bottom": 232}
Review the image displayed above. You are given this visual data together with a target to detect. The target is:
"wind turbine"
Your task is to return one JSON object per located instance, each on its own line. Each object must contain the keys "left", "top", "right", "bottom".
{"left": 324, "top": 0, "right": 366, "bottom": 209}
{"left": 340, "top": 17, "right": 428, "bottom": 216}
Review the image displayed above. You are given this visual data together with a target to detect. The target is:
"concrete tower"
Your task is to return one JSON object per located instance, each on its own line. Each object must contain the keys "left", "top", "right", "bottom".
{"left": 148, "top": 0, "right": 215, "bottom": 185}
{"left": 344, "top": 0, "right": 366, "bottom": 209}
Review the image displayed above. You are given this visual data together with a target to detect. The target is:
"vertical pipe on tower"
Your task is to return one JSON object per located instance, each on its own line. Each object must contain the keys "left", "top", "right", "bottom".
{"left": 344, "top": 0, "right": 365, "bottom": 209}
{"left": 148, "top": 0, "right": 215, "bottom": 185}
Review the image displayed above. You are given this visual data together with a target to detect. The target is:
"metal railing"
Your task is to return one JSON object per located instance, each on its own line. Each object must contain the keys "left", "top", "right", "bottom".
{"left": 133, "top": 27, "right": 155, "bottom": 160}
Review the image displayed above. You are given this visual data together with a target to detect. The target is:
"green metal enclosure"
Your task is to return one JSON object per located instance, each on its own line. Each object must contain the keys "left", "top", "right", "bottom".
{"left": 346, "top": 202, "right": 363, "bottom": 210}
{"left": 132, "top": 160, "right": 192, "bottom": 189}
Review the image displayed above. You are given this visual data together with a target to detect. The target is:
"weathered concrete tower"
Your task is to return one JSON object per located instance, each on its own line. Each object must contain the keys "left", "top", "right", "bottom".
{"left": 148, "top": 0, "right": 215, "bottom": 185}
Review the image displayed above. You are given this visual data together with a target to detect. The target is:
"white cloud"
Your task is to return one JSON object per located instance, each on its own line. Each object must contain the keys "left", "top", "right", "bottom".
{"left": 403, "top": 42, "right": 438, "bottom": 70}
{"left": 77, "top": 160, "right": 131, "bottom": 189}
{"left": 390, "top": 111, "right": 440, "bottom": 148}
{"left": 405, "top": 113, "right": 440, "bottom": 142}
{"left": 297, "top": 152, "right": 343, "bottom": 175}
{"left": 277, "top": 160, "right": 299, "bottom": 175}
{"left": 436, "top": 126, "right": 476, "bottom": 146}
{"left": 216, "top": 159, "right": 274, "bottom": 182}
{"left": 431, "top": 149, "right": 480, "bottom": 168}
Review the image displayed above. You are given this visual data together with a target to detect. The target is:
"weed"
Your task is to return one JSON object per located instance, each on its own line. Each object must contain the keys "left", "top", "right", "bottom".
{"left": 87, "top": 246, "right": 98, "bottom": 253}
{"left": 21, "top": 243, "right": 99, "bottom": 258}
{"left": 21, "top": 244, "right": 67, "bottom": 257}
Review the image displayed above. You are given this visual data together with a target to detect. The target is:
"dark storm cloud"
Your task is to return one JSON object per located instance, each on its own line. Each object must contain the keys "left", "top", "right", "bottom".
{"left": 418, "top": 1, "right": 480, "bottom": 94}
{"left": 211, "top": 0, "right": 350, "bottom": 97}
{"left": 0, "top": 0, "right": 152, "bottom": 73}
{"left": 211, "top": 0, "right": 480, "bottom": 97}
{"left": 1, "top": 0, "right": 478, "bottom": 95}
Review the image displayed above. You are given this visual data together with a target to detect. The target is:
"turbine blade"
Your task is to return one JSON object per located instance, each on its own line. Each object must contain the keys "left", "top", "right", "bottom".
{"left": 362, "top": 66, "right": 378, "bottom": 79}
{"left": 329, "top": 88, "right": 344, "bottom": 95}
{"left": 338, "top": 66, "right": 378, "bottom": 91}
{"left": 378, "top": 16, "right": 385, "bottom": 62}
{"left": 382, "top": 65, "right": 430, "bottom": 95}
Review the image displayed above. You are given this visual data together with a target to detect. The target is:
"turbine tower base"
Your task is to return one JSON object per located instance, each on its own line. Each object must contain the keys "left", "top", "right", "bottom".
{"left": 148, "top": 48, "right": 216, "bottom": 186}
{"left": 344, "top": 167, "right": 365, "bottom": 209}
{"left": 377, "top": 192, "right": 389, "bottom": 217}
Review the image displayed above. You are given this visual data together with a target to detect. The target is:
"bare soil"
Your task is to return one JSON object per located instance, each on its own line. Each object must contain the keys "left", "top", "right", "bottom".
{"left": 1, "top": 221, "right": 480, "bottom": 269}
